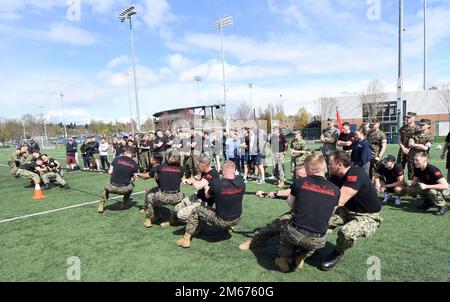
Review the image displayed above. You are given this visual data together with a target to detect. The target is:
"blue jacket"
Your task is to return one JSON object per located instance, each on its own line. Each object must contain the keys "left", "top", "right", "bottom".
{"left": 351, "top": 139, "right": 371, "bottom": 167}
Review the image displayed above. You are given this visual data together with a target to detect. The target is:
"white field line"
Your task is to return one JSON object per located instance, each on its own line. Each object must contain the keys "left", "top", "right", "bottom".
{"left": 0, "top": 191, "right": 145, "bottom": 224}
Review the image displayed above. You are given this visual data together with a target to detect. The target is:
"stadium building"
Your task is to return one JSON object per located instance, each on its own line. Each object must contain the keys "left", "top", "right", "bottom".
{"left": 153, "top": 104, "right": 225, "bottom": 131}
{"left": 321, "top": 90, "right": 450, "bottom": 142}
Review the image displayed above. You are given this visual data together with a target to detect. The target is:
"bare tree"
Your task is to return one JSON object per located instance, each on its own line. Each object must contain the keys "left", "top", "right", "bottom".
{"left": 233, "top": 103, "right": 252, "bottom": 120}
{"left": 440, "top": 82, "right": 450, "bottom": 122}
{"left": 359, "top": 79, "right": 387, "bottom": 123}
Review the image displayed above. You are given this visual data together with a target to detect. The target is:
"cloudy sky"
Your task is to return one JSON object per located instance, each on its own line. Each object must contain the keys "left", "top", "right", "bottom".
{"left": 0, "top": 0, "right": 449, "bottom": 124}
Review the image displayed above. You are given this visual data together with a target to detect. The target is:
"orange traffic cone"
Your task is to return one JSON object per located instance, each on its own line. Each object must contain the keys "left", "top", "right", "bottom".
{"left": 32, "top": 183, "right": 46, "bottom": 200}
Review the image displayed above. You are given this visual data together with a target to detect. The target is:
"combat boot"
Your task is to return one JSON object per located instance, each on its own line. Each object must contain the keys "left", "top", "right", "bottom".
{"left": 97, "top": 200, "right": 105, "bottom": 213}
{"left": 274, "top": 257, "right": 290, "bottom": 273}
{"left": 176, "top": 233, "right": 192, "bottom": 248}
{"left": 320, "top": 249, "right": 344, "bottom": 271}
{"left": 277, "top": 181, "right": 285, "bottom": 188}
{"left": 434, "top": 205, "right": 448, "bottom": 216}
{"left": 139, "top": 207, "right": 147, "bottom": 214}
{"left": 144, "top": 217, "right": 152, "bottom": 228}
{"left": 238, "top": 239, "right": 253, "bottom": 251}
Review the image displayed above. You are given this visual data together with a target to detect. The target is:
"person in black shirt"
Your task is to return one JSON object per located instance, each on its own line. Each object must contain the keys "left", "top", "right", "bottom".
{"left": 321, "top": 151, "right": 383, "bottom": 271}
{"left": 153, "top": 130, "right": 166, "bottom": 156}
{"left": 29, "top": 139, "right": 40, "bottom": 153}
{"left": 337, "top": 122, "right": 356, "bottom": 153}
{"left": 175, "top": 156, "right": 221, "bottom": 223}
{"left": 80, "top": 138, "right": 90, "bottom": 170}
{"left": 398, "top": 151, "right": 449, "bottom": 216}
{"left": 16, "top": 158, "right": 46, "bottom": 185}
{"left": 138, "top": 153, "right": 164, "bottom": 214}
{"left": 374, "top": 155, "right": 404, "bottom": 206}
{"left": 66, "top": 137, "right": 78, "bottom": 170}
{"left": 88, "top": 137, "right": 101, "bottom": 171}
{"left": 97, "top": 147, "right": 139, "bottom": 213}
{"left": 274, "top": 154, "right": 340, "bottom": 272}
{"left": 142, "top": 150, "right": 185, "bottom": 228}
{"left": 177, "top": 160, "right": 245, "bottom": 249}
{"left": 40, "top": 154, "right": 69, "bottom": 190}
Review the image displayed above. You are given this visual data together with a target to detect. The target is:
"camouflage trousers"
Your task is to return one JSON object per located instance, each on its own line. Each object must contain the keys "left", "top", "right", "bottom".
{"left": 369, "top": 158, "right": 381, "bottom": 180}
{"left": 8, "top": 160, "right": 20, "bottom": 177}
{"left": 397, "top": 149, "right": 413, "bottom": 180}
{"left": 185, "top": 205, "right": 241, "bottom": 236}
{"left": 174, "top": 194, "right": 203, "bottom": 222}
{"left": 251, "top": 211, "right": 293, "bottom": 246}
{"left": 146, "top": 190, "right": 184, "bottom": 219}
{"left": 184, "top": 152, "right": 200, "bottom": 178}
{"left": 101, "top": 182, "right": 135, "bottom": 203}
{"left": 138, "top": 152, "right": 150, "bottom": 172}
{"left": 291, "top": 157, "right": 304, "bottom": 181}
{"left": 274, "top": 152, "right": 285, "bottom": 182}
{"left": 329, "top": 207, "right": 383, "bottom": 252}
{"left": 279, "top": 224, "right": 327, "bottom": 258}
{"left": 16, "top": 169, "right": 40, "bottom": 183}
{"left": 400, "top": 185, "right": 448, "bottom": 208}
{"left": 41, "top": 172, "right": 66, "bottom": 186}
{"left": 143, "top": 186, "right": 160, "bottom": 209}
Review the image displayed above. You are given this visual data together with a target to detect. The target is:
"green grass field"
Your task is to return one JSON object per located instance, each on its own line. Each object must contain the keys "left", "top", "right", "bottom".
{"left": 0, "top": 145, "right": 448, "bottom": 282}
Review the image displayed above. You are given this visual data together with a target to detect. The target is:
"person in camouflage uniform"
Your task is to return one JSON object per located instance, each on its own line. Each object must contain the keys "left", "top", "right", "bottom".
{"left": 367, "top": 119, "right": 387, "bottom": 180}
{"left": 137, "top": 134, "right": 151, "bottom": 173}
{"left": 8, "top": 148, "right": 23, "bottom": 178}
{"left": 406, "top": 119, "right": 433, "bottom": 179}
{"left": 397, "top": 112, "right": 419, "bottom": 179}
{"left": 321, "top": 119, "right": 339, "bottom": 164}
{"left": 397, "top": 151, "right": 448, "bottom": 216}
{"left": 290, "top": 132, "right": 307, "bottom": 181}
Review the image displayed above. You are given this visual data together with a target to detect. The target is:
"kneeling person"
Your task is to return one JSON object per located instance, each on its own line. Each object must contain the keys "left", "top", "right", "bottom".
{"left": 275, "top": 154, "right": 340, "bottom": 272}
{"left": 374, "top": 155, "right": 404, "bottom": 206}
{"left": 175, "top": 156, "right": 220, "bottom": 222}
{"left": 323, "top": 151, "right": 383, "bottom": 271}
{"left": 41, "top": 154, "right": 69, "bottom": 190}
{"left": 143, "top": 150, "right": 185, "bottom": 228}
{"left": 97, "top": 147, "right": 139, "bottom": 213}
{"left": 177, "top": 160, "right": 245, "bottom": 248}
{"left": 398, "top": 151, "right": 448, "bottom": 216}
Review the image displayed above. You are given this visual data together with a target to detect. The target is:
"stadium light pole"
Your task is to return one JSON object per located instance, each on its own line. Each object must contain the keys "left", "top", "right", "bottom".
{"left": 124, "top": 69, "right": 135, "bottom": 136}
{"left": 248, "top": 83, "right": 255, "bottom": 120}
{"left": 60, "top": 92, "right": 68, "bottom": 138}
{"left": 39, "top": 106, "right": 48, "bottom": 147}
{"left": 194, "top": 76, "right": 202, "bottom": 106}
{"left": 214, "top": 16, "right": 233, "bottom": 130}
{"left": 397, "top": 0, "right": 404, "bottom": 130}
{"left": 118, "top": 5, "right": 141, "bottom": 132}
{"left": 423, "top": 0, "right": 427, "bottom": 91}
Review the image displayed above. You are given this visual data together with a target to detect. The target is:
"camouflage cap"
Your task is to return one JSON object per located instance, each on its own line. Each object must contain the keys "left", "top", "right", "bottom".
{"left": 419, "top": 119, "right": 431, "bottom": 126}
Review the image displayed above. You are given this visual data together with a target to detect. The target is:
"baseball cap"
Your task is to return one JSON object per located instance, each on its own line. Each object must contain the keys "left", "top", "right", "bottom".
{"left": 382, "top": 155, "right": 396, "bottom": 163}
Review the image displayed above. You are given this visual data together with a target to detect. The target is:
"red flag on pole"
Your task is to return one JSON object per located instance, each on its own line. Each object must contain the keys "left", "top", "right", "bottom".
{"left": 336, "top": 107, "right": 343, "bottom": 132}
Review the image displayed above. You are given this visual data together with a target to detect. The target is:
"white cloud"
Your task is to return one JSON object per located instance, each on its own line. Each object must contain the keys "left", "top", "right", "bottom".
{"left": 0, "top": 23, "right": 97, "bottom": 45}
{"left": 107, "top": 55, "right": 129, "bottom": 69}
{"left": 139, "top": 0, "right": 176, "bottom": 30}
